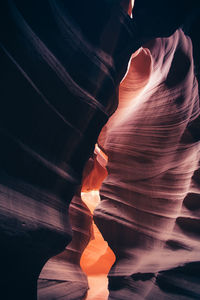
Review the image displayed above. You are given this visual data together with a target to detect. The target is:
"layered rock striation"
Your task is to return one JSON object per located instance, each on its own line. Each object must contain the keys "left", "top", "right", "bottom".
{"left": 0, "top": 1, "right": 136, "bottom": 298}
{"left": 94, "top": 29, "right": 200, "bottom": 299}
{"left": 1, "top": 1, "right": 200, "bottom": 299}
{"left": 38, "top": 192, "right": 93, "bottom": 300}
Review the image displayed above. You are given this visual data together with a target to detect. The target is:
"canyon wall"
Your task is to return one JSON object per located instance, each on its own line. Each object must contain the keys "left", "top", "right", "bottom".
{"left": 0, "top": 1, "right": 135, "bottom": 298}
{"left": 95, "top": 29, "right": 200, "bottom": 299}
{"left": 1, "top": 1, "right": 200, "bottom": 299}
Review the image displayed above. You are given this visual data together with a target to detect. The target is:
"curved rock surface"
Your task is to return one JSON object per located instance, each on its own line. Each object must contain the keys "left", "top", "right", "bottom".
{"left": 81, "top": 191, "right": 115, "bottom": 300}
{"left": 1, "top": 1, "right": 200, "bottom": 299}
{"left": 94, "top": 29, "right": 200, "bottom": 299}
{"left": 38, "top": 192, "right": 92, "bottom": 300}
{"left": 0, "top": 1, "right": 136, "bottom": 298}
{"left": 38, "top": 148, "right": 114, "bottom": 300}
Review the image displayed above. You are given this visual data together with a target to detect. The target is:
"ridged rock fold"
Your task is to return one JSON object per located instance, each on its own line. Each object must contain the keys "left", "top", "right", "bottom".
{"left": 94, "top": 29, "right": 200, "bottom": 299}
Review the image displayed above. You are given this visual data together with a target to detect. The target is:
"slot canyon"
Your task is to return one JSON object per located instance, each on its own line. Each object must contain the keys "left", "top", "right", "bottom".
{"left": 0, "top": 0, "right": 200, "bottom": 299}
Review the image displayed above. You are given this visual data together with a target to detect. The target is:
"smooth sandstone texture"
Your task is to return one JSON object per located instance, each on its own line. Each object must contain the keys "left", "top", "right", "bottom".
{"left": 38, "top": 150, "right": 114, "bottom": 300}
{"left": 38, "top": 193, "right": 92, "bottom": 300}
{"left": 81, "top": 191, "right": 115, "bottom": 300}
{"left": 1, "top": 1, "right": 199, "bottom": 299}
{"left": 95, "top": 29, "right": 200, "bottom": 299}
{"left": 39, "top": 29, "right": 200, "bottom": 300}
{"left": 0, "top": 1, "right": 136, "bottom": 299}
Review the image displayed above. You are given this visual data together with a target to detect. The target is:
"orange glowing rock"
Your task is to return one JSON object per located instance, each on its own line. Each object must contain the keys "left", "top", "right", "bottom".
{"left": 81, "top": 192, "right": 115, "bottom": 276}
{"left": 80, "top": 146, "right": 115, "bottom": 300}
{"left": 82, "top": 145, "right": 108, "bottom": 193}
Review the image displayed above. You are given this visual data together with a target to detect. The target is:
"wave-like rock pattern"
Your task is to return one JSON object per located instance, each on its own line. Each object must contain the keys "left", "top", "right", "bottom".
{"left": 1, "top": 1, "right": 199, "bottom": 299}
{"left": 94, "top": 29, "right": 200, "bottom": 299}
{"left": 38, "top": 150, "right": 113, "bottom": 300}
{"left": 38, "top": 192, "right": 93, "bottom": 300}
{"left": 0, "top": 1, "right": 137, "bottom": 298}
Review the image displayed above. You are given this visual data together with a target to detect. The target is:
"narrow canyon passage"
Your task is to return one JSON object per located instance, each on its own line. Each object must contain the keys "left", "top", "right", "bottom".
{"left": 1, "top": 1, "right": 200, "bottom": 300}
{"left": 39, "top": 31, "right": 200, "bottom": 299}
{"left": 81, "top": 191, "right": 115, "bottom": 300}
{"left": 38, "top": 145, "right": 116, "bottom": 300}
{"left": 80, "top": 145, "right": 116, "bottom": 300}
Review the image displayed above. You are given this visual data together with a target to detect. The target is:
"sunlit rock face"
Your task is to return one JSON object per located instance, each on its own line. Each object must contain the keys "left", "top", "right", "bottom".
{"left": 81, "top": 191, "right": 115, "bottom": 300}
{"left": 94, "top": 29, "right": 200, "bottom": 299}
{"left": 1, "top": 1, "right": 200, "bottom": 299}
{"left": 38, "top": 148, "right": 115, "bottom": 300}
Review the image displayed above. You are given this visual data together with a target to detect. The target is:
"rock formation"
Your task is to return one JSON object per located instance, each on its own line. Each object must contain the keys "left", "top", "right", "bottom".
{"left": 38, "top": 146, "right": 114, "bottom": 300}
{"left": 38, "top": 192, "right": 92, "bottom": 300}
{"left": 0, "top": 1, "right": 136, "bottom": 298}
{"left": 0, "top": 1, "right": 200, "bottom": 299}
{"left": 94, "top": 29, "right": 200, "bottom": 299}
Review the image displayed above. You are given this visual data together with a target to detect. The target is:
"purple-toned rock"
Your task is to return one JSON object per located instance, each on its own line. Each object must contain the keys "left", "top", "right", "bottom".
{"left": 94, "top": 29, "right": 200, "bottom": 299}
{"left": 38, "top": 193, "right": 93, "bottom": 300}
